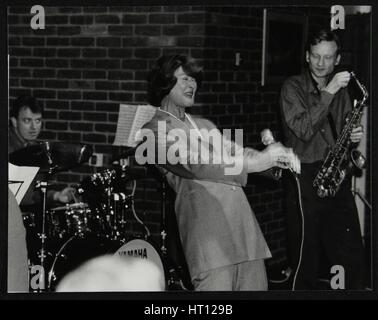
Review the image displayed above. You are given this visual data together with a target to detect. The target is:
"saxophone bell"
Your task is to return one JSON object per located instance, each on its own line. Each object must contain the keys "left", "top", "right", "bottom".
{"left": 350, "top": 149, "right": 366, "bottom": 169}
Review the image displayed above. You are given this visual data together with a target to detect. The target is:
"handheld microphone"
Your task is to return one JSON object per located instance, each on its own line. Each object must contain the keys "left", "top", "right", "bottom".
{"left": 261, "top": 129, "right": 282, "bottom": 179}
{"left": 261, "top": 129, "right": 298, "bottom": 176}
{"left": 261, "top": 129, "right": 276, "bottom": 146}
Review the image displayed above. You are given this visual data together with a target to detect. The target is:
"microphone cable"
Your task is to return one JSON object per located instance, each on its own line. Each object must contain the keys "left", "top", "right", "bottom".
{"left": 290, "top": 169, "right": 304, "bottom": 291}
{"left": 260, "top": 129, "right": 304, "bottom": 290}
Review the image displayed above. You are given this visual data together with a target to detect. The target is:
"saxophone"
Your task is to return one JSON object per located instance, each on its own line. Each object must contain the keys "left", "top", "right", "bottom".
{"left": 313, "top": 72, "right": 369, "bottom": 198}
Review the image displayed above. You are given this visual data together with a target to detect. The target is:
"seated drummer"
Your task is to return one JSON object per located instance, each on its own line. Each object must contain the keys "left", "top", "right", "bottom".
{"left": 9, "top": 95, "right": 75, "bottom": 208}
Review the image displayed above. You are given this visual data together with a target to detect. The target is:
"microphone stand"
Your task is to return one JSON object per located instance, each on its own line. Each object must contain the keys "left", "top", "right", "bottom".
{"left": 352, "top": 176, "right": 372, "bottom": 211}
{"left": 351, "top": 176, "right": 371, "bottom": 248}
{"left": 353, "top": 190, "right": 372, "bottom": 211}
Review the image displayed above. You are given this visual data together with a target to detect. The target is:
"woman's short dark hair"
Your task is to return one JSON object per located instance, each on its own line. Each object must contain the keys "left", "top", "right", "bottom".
{"left": 147, "top": 54, "right": 203, "bottom": 107}
{"left": 306, "top": 29, "right": 341, "bottom": 55}
{"left": 10, "top": 95, "right": 43, "bottom": 118}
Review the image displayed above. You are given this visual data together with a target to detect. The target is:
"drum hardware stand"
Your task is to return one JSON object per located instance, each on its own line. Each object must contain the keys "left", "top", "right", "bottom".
{"left": 35, "top": 180, "right": 49, "bottom": 292}
{"left": 42, "top": 141, "right": 58, "bottom": 175}
{"left": 160, "top": 180, "right": 168, "bottom": 256}
{"left": 36, "top": 144, "right": 60, "bottom": 292}
{"left": 104, "top": 185, "right": 115, "bottom": 240}
{"left": 112, "top": 193, "right": 120, "bottom": 241}
{"left": 158, "top": 179, "right": 173, "bottom": 287}
{"left": 352, "top": 188, "right": 372, "bottom": 210}
{"left": 108, "top": 189, "right": 116, "bottom": 240}
{"left": 105, "top": 189, "right": 129, "bottom": 242}
{"left": 351, "top": 178, "right": 371, "bottom": 247}
{"left": 158, "top": 178, "right": 190, "bottom": 290}
{"left": 111, "top": 192, "right": 127, "bottom": 242}
{"left": 352, "top": 177, "right": 372, "bottom": 211}
{"left": 114, "top": 192, "right": 129, "bottom": 243}
{"left": 119, "top": 192, "right": 128, "bottom": 236}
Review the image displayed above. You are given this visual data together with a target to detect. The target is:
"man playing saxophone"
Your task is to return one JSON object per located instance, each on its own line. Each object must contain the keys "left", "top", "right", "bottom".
{"left": 280, "top": 29, "right": 365, "bottom": 290}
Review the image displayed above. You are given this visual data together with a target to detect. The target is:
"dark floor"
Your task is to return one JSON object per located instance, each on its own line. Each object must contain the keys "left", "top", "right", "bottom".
{"left": 267, "top": 247, "right": 372, "bottom": 291}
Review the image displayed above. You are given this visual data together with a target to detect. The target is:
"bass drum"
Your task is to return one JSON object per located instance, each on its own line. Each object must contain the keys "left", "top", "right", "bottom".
{"left": 114, "top": 239, "right": 193, "bottom": 291}
{"left": 114, "top": 239, "right": 165, "bottom": 288}
{"left": 48, "top": 237, "right": 166, "bottom": 291}
{"left": 47, "top": 234, "right": 119, "bottom": 291}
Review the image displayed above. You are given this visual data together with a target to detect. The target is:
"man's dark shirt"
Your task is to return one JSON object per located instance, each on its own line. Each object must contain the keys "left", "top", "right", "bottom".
{"left": 8, "top": 126, "right": 34, "bottom": 154}
{"left": 279, "top": 70, "right": 352, "bottom": 163}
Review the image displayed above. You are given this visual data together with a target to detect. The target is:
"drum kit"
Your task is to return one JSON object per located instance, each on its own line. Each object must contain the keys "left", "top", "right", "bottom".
{"left": 9, "top": 141, "right": 192, "bottom": 292}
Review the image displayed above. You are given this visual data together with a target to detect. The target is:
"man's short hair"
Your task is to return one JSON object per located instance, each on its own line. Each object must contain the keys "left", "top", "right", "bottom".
{"left": 10, "top": 95, "right": 43, "bottom": 118}
{"left": 306, "top": 29, "right": 341, "bottom": 55}
{"left": 147, "top": 54, "right": 203, "bottom": 107}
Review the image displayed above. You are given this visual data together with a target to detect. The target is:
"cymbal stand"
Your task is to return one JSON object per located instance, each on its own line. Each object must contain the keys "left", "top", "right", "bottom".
{"left": 118, "top": 192, "right": 129, "bottom": 243}
{"left": 35, "top": 180, "right": 48, "bottom": 291}
{"left": 106, "top": 187, "right": 115, "bottom": 240}
{"left": 353, "top": 188, "right": 372, "bottom": 210}
{"left": 352, "top": 176, "right": 372, "bottom": 211}
{"left": 43, "top": 141, "right": 58, "bottom": 174}
{"left": 112, "top": 193, "right": 119, "bottom": 240}
{"left": 158, "top": 178, "right": 189, "bottom": 290}
{"left": 37, "top": 142, "right": 57, "bottom": 291}
{"left": 160, "top": 179, "right": 168, "bottom": 257}
{"left": 111, "top": 192, "right": 127, "bottom": 242}
{"left": 118, "top": 164, "right": 129, "bottom": 242}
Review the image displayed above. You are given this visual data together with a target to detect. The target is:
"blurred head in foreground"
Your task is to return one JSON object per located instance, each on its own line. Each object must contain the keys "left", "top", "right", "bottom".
{"left": 56, "top": 255, "right": 165, "bottom": 292}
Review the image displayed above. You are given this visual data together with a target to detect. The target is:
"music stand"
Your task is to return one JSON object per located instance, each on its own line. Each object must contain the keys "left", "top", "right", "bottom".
{"left": 8, "top": 180, "right": 23, "bottom": 200}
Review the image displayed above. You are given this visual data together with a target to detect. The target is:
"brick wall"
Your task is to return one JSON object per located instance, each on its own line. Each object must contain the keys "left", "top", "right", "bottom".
{"left": 8, "top": 5, "right": 330, "bottom": 268}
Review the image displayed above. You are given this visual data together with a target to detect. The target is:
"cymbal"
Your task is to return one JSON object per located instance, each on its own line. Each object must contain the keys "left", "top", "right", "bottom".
{"left": 80, "top": 166, "right": 148, "bottom": 188}
{"left": 9, "top": 143, "right": 45, "bottom": 167}
{"left": 117, "top": 165, "right": 148, "bottom": 181}
{"left": 51, "top": 202, "right": 88, "bottom": 212}
{"left": 9, "top": 141, "right": 93, "bottom": 174}
{"left": 112, "top": 146, "right": 138, "bottom": 162}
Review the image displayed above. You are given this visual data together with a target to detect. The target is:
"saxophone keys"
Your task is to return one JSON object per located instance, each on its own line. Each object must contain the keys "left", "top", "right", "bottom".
{"left": 317, "top": 185, "right": 327, "bottom": 198}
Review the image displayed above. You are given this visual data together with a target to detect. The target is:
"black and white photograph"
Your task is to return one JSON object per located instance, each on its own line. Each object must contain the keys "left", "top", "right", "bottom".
{"left": 3, "top": 2, "right": 376, "bottom": 303}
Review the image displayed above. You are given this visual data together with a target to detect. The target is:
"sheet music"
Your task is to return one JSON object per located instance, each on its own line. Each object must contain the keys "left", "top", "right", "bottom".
{"left": 8, "top": 163, "right": 39, "bottom": 205}
{"left": 113, "top": 104, "right": 156, "bottom": 147}
{"left": 131, "top": 105, "right": 156, "bottom": 145}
